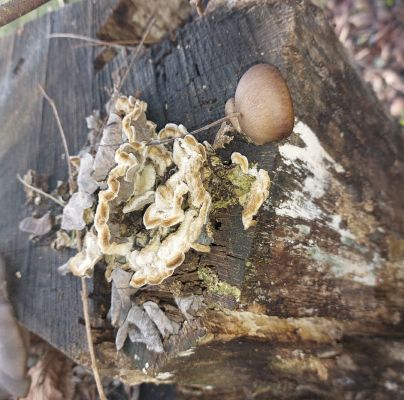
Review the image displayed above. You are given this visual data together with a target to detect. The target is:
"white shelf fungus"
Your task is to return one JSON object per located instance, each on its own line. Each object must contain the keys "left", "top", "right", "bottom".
{"left": 61, "top": 95, "right": 270, "bottom": 288}
{"left": 58, "top": 230, "right": 102, "bottom": 277}
{"left": 231, "top": 152, "right": 271, "bottom": 229}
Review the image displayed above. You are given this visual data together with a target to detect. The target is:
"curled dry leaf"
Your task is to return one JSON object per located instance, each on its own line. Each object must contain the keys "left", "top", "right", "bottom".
{"left": 77, "top": 153, "right": 98, "bottom": 194}
{"left": 110, "top": 269, "right": 137, "bottom": 327}
{"left": 116, "top": 303, "right": 164, "bottom": 353}
{"left": 0, "top": 257, "right": 30, "bottom": 398}
{"left": 174, "top": 295, "right": 203, "bottom": 322}
{"left": 19, "top": 213, "right": 52, "bottom": 236}
{"left": 143, "top": 301, "right": 179, "bottom": 337}
{"left": 21, "top": 350, "right": 74, "bottom": 400}
{"left": 61, "top": 192, "right": 93, "bottom": 231}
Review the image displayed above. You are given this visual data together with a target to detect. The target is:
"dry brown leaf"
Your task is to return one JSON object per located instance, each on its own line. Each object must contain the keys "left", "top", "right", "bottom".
{"left": 61, "top": 192, "right": 94, "bottom": 231}
{"left": 19, "top": 213, "right": 52, "bottom": 236}
{"left": 0, "top": 257, "right": 30, "bottom": 398}
{"left": 22, "top": 350, "right": 74, "bottom": 400}
{"left": 115, "top": 303, "right": 164, "bottom": 353}
{"left": 77, "top": 153, "right": 98, "bottom": 194}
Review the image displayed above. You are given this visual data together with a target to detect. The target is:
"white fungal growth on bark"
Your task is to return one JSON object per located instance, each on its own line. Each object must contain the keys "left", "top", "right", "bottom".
{"left": 276, "top": 120, "right": 344, "bottom": 221}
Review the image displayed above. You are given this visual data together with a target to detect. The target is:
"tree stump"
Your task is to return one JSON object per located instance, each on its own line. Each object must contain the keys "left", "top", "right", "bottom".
{"left": 0, "top": 0, "right": 403, "bottom": 398}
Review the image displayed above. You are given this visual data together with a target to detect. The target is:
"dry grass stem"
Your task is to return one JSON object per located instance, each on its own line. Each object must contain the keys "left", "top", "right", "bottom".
{"left": 48, "top": 33, "right": 155, "bottom": 49}
{"left": 16, "top": 174, "right": 66, "bottom": 207}
{"left": 39, "top": 87, "right": 107, "bottom": 400}
{"left": 38, "top": 85, "right": 74, "bottom": 194}
{"left": 94, "top": 15, "right": 156, "bottom": 142}
{"left": 81, "top": 276, "right": 107, "bottom": 400}
{"left": 146, "top": 113, "right": 240, "bottom": 146}
{"left": 189, "top": 113, "right": 240, "bottom": 135}
{"left": 113, "top": 15, "right": 156, "bottom": 100}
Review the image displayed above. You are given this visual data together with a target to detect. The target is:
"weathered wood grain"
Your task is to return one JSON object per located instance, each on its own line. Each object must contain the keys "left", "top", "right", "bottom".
{"left": 0, "top": 0, "right": 403, "bottom": 398}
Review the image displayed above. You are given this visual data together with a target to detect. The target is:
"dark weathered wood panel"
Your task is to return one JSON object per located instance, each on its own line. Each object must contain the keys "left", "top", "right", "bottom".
{"left": 0, "top": 0, "right": 403, "bottom": 397}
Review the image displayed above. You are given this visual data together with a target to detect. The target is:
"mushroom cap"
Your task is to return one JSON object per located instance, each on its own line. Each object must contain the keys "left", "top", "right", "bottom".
{"left": 234, "top": 63, "right": 294, "bottom": 145}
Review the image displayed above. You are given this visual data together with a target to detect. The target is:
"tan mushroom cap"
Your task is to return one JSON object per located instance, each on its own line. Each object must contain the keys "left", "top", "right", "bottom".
{"left": 234, "top": 63, "right": 294, "bottom": 145}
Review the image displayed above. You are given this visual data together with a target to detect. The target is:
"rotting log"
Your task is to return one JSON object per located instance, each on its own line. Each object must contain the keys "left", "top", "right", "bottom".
{"left": 0, "top": 0, "right": 404, "bottom": 398}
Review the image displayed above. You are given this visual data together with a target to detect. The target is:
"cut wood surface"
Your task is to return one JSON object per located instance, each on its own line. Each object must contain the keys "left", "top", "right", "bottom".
{"left": 0, "top": 0, "right": 403, "bottom": 398}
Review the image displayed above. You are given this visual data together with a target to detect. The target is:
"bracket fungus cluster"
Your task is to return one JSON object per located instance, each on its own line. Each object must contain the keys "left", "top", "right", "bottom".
{"left": 60, "top": 95, "right": 271, "bottom": 292}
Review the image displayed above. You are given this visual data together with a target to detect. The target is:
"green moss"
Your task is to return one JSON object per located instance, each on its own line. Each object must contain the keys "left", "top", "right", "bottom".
{"left": 205, "top": 160, "right": 256, "bottom": 212}
{"left": 245, "top": 260, "right": 257, "bottom": 274}
{"left": 211, "top": 197, "right": 238, "bottom": 210}
{"left": 243, "top": 260, "right": 258, "bottom": 291}
{"left": 198, "top": 267, "right": 241, "bottom": 301}
{"left": 226, "top": 167, "right": 255, "bottom": 198}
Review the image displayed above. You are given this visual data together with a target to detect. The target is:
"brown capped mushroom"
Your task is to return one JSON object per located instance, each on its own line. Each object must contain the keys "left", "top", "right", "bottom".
{"left": 226, "top": 63, "right": 294, "bottom": 145}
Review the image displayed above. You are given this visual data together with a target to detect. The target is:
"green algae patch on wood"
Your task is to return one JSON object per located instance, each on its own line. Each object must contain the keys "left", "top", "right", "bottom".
{"left": 205, "top": 157, "right": 257, "bottom": 212}
{"left": 198, "top": 266, "right": 241, "bottom": 301}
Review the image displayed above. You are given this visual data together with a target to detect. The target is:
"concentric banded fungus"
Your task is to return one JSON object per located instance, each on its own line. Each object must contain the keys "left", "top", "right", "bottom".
{"left": 241, "top": 168, "right": 271, "bottom": 229}
{"left": 231, "top": 152, "right": 249, "bottom": 174}
{"left": 60, "top": 230, "right": 102, "bottom": 277}
{"left": 61, "top": 95, "right": 271, "bottom": 290}
{"left": 129, "top": 193, "right": 211, "bottom": 287}
{"left": 94, "top": 98, "right": 158, "bottom": 256}
{"left": 231, "top": 152, "right": 271, "bottom": 229}
{"left": 129, "top": 133, "right": 211, "bottom": 287}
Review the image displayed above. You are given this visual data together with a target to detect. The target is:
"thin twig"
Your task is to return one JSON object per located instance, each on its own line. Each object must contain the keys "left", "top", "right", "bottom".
{"left": 81, "top": 276, "right": 107, "bottom": 400}
{"left": 189, "top": 113, "right": 240, "bottom": 135}
{"left": 48, "top": 33, "right": 155, "bottom": 49}
{"left": 113, "top": 15, "right": 156, "bottom": 101}
{"left": 146, "top": 113, "right": 240, "bottom": 146}
{"left": 40, "top": 88, "right": 107, "bottom": 400}
{"left": 94, "top": 141, "right": 125, "bottom": 148}
{"left": 16, "top": 174, "right": 66, "bottom": 207}
{"left": 95, "top": 15, "right": 156, "bottom": 143}
{"left": 38, "top": 85, "right": 74, "bottom": 194}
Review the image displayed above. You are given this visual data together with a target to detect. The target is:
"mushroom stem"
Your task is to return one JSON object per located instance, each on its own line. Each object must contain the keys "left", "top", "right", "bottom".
{"left": 224, "top": 98, "right": 241, "bottom": 132}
